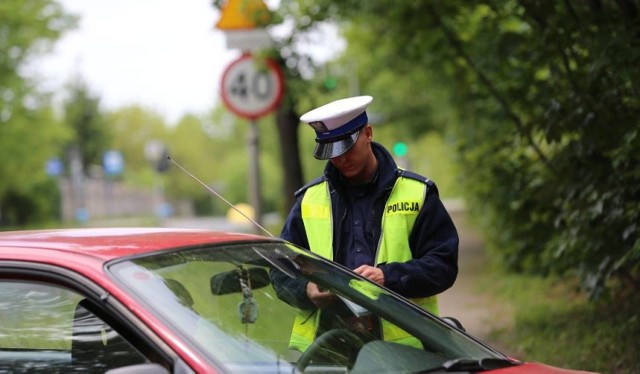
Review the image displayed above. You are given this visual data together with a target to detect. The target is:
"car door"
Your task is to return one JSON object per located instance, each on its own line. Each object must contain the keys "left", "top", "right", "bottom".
{"left": 0, "top": 262, "right": 191, "bottom": 373}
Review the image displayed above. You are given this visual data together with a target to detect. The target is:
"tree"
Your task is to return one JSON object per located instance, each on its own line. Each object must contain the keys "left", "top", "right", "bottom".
{"left": 165, "top": 110, "right": 229, "bottom": 215}
{"left": 0, "top": 0, "right": 76, "bottom": 226}
{"left": 107, "top": 105, "right": 169, "bottom": 186}
{"left": 271, "top": 53, "right": 306, "bottom": 212}
{"left": 63, "top": 78, "right": 110, "bottom": 176}
{"left": 279, "top": 0, "right": 640, "bottom": 297}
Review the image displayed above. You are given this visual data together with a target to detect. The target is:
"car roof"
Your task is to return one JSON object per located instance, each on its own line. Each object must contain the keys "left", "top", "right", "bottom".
{"left": 0, "top": 227, "right": 272, "bottom": 262}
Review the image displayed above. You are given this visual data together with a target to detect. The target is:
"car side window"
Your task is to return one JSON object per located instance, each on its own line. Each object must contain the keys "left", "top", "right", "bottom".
{"left": 0, "top": 280, "right": 147, "bottom": 372}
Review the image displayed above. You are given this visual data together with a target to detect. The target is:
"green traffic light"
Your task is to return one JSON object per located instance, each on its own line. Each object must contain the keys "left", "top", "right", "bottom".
{"left": 393, "top": 142, "right": 408, "bottom": 157}
{"left": 323, "top": 76, "right": 337, "bottom": 90}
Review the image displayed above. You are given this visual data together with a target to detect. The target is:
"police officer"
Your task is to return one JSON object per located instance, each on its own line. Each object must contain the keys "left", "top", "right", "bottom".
{"left": 273, "top": 95, "right": 459, "bottom": 352}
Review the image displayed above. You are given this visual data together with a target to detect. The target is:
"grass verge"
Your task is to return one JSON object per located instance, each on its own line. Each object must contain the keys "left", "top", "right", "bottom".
{"left": 478, "top": 265, "right": 639, "bottom": 374}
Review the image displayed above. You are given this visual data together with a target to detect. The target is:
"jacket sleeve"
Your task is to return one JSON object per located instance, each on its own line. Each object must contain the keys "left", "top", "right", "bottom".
{"left": 379, "top": 190, "right": 459, "bottom": 298}
{"left": 270, "top": 197, "right": 315, "bottom": 309}
{"left": 280, "top": 196, "right": 310, "bottom": 250}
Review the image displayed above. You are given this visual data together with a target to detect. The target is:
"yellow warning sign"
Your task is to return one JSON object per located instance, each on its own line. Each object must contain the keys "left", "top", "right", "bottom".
{"left": 215, "top": 0, "right": 271, "bottom": 30}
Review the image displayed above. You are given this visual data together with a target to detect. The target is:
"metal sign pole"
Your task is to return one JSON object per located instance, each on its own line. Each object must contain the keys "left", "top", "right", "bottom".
{"left": 248, "top": 119, "right": 263, "bottom": 232}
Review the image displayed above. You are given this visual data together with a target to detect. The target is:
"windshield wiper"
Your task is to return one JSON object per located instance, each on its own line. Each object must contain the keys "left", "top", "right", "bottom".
{"left": 420, "top": 357, "right": 520, "bottom": 373}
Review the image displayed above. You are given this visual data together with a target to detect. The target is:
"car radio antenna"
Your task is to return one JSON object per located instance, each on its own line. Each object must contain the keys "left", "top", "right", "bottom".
{"left": 166, "top": 156, "right": 274, "bottom": 237}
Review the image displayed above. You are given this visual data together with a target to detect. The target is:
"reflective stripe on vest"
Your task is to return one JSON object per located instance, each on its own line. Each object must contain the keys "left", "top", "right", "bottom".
{"left": 291, "top": 176, "right": 438, "bottom": 351}
{"left": 300, "top": 181, "right": 333, "bottom": 259}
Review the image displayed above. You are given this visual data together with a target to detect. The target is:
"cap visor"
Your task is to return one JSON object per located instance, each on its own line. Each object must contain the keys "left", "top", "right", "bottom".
{"left": 314, "top": 131, "right": 360, "bottom": 160}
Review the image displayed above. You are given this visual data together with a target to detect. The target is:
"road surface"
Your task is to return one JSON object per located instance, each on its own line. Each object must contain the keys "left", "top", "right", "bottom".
{"left": 439, "top": 206, "right": 514, "bottom": 353}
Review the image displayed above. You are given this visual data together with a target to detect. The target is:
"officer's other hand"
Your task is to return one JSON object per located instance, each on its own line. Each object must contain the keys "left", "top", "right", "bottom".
{"left": 306, "top": 282, "right": 336, "bottom": 309}
{"left": 353, "top": 265, "right": 384, "bottom": 286}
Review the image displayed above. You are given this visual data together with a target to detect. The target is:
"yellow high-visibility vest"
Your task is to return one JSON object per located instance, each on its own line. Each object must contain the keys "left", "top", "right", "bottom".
{"left": 289, "top": 175, "right": 438, "bottom": 351}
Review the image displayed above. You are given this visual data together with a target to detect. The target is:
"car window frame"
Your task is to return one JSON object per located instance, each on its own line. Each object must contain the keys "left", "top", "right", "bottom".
{"left": 0, "top": 260, "right": 189, "bottom": 373}
{"left": 105, "top": 241, "right": 280, "bottom": 372}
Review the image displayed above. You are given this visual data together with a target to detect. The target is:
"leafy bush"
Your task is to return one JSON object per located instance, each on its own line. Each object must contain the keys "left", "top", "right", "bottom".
{"left": 485, "top": 269, "right": 640, "bottom": 373}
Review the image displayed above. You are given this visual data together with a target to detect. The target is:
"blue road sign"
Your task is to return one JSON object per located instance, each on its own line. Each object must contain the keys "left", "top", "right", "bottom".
{"left": 46, "top": 157, "right": 63, "bottom": 177}
{"left": 103, "top": 150, "right": 124, "bottom": 176}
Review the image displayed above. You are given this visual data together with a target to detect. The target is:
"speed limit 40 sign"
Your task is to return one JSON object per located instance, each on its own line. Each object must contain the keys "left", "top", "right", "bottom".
{"left": 220, "top": 54, "right": 284, "bottom": 120}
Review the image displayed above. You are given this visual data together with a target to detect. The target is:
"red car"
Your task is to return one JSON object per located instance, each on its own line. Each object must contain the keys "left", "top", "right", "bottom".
{"left": 0, "top": 228, "right": 594, "bottom": 373}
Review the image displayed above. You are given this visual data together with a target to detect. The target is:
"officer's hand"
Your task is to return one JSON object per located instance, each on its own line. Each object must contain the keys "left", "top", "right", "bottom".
{"left": 353, "top": 265, "right": 384, "bottom": 286}
{"left": 306, "top": 282, "right": 336, "bottom": 309}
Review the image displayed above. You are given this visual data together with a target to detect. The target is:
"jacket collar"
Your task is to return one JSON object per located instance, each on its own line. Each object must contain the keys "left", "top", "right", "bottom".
{"left": 323, "top": 142, "right": 398, "bottom": 192}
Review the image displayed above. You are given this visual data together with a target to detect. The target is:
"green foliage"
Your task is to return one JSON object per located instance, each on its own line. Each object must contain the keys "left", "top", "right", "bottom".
{"left": 106, "top": 105, "right": 170, "bottom": 186}
{"left": 0, "top": 0, "right": 75, "bottom": 227}
{"left": 283, "top": 0, "right": 640, "bottom": 298}
{"left": 63, "top": 79, "right": 111, "bottom": 173}
{"left": 148, "top": 106, "right": 288, "bottom": 217}
{"left": 482, "top": 268, "right": 640, "bottom": 373}
{"left": 210, "top": 114, "right": 285, "bottom": 214}
{"left": 445, "top": 1, "right": 640, "bottom": 299}
{"left": 102, "top": 103, "right": 292, "bottom": 219}
{"left": 409, "top": 133, "right": 461, "bottom": 199}
{"left": 0, "top": 178, "right": 61, "bottom": 227}
{"left": 0, "top": 1, "right": 76, "bottom": 80}
{"left": 164, "top": 112, "right": 222, "bottom": 207}
{"left": 0, "top": 104, "right": 70, "bottom": 227}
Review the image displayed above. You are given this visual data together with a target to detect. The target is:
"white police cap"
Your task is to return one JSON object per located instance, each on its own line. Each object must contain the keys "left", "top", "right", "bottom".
{"left": 300, "top": 95, "right": 373, "bottom": 160}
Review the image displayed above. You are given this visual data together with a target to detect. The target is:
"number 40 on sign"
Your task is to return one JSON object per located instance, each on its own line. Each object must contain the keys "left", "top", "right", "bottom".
{"left": 220, "top": 54, "right": 284, "bottom": 120}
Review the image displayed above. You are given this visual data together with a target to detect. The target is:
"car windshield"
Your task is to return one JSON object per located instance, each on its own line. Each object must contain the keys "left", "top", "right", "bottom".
{"left": 108, "top": 240, "right": 505, "bottom": 373}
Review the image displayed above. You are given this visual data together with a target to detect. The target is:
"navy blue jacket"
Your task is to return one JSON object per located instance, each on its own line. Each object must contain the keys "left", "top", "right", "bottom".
{"left": 276, "top": 142, "right": 458, "bottom": 309}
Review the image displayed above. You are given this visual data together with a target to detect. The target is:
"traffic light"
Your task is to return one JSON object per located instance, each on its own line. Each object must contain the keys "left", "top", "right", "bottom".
{"left": 323, "top": 76, "right": 337, "bottom": 91}
{"left": 156, "top": 151, "right": 171, "bottom": 173}
{"left": 393, "top": 142, "right": 408, "bottom": 157}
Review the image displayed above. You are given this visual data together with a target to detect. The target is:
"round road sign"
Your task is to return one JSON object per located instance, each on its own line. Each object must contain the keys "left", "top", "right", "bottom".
{"left": 220, "top": 54, "right": 284, "bottom": 120}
